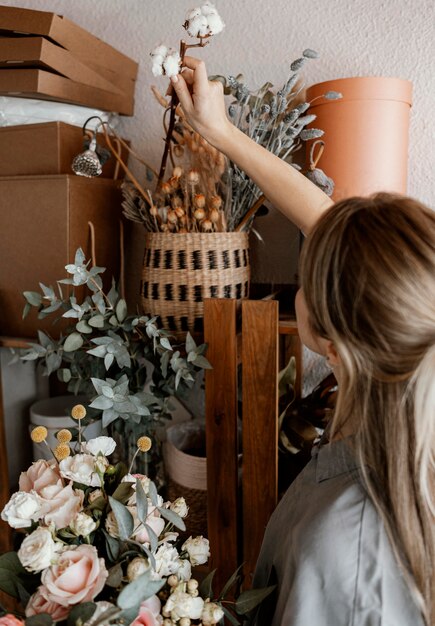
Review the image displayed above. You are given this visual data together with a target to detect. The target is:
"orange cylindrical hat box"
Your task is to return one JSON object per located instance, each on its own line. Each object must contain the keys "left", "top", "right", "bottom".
{"left": 305, "top": 77, "right": 413, "bottom": 201}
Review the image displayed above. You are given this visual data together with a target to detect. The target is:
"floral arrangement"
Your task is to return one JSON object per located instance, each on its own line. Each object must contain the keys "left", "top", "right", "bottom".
{"left": 120, "top": 1, "right": 341, "bottom": 235}
{"left": 0, "top": 424, "right": 273, "bottom": 626}
{"left": 17, "top": 249, "right": 210, "bottom": 477}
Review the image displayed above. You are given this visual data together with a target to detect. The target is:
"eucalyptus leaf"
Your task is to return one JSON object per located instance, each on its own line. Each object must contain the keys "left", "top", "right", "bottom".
{"left": 116, "top": 299, "right": 128, "bottom": 323}
{"left": 63, "top": 332, "right": 84, "bottom": 353}
{"left": 23, "top": 291, "right": 42, "bottom": 307}
{"left": 221, "top": 606, "right": 240, "bottom": 626}
{"left": 112, "top": 482, "right": 134, "bottom": 504}
{"left": 67, "top": 602, "right": 96, "bottom": 626}
{"left": 219, "top": 563, "right": 244, "bottom": 600}
{"left": 109, "top": 496, "right": 134, "bottom": 540}
{"left": 157, "top": 506, "right": 186, "bottom": 531}
{"left": 26, "top": 614, "right": 53, "bottom": 626}
{"left": 198, "top": 567, "right": 216, "bottom": 600}
{"left": 235, "top": 585, "right": 276, "bottom": 615}
{"left": 147, "top": 480, "right": 158, "bottom": 507}
{"left": 103, "top": 530, "right": 121, "bottom": 562}
{"left": 76, "top": 320, "right": 93, "bottom": 334}
{"left": 136, "top": 479, "right": 148, "bottom": 525}
{"left": 117, "top": 571, "right": 165, "bottom": 609}
{"left": 89, "top": 315, "right": 105, "bottom": 328}
{"left": 106, "top": 563, "right": 123, "bottom": 588}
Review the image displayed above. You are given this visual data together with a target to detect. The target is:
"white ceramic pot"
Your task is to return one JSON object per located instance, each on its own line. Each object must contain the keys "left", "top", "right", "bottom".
{"left": 30, "top": 395, "right": 102, "bottom": 461}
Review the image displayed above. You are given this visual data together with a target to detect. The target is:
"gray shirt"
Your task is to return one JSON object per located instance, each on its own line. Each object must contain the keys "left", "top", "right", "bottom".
{"left": 252, "top": 438, "right": 424, "bottom": 626}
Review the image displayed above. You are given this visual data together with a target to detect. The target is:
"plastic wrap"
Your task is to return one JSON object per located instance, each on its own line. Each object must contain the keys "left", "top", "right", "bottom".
{"left": 0, "top": 96, "right": 120, "bottom": 129}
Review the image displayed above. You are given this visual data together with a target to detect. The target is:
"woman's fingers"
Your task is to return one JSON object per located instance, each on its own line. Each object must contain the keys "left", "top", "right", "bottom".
{"left": 182, "top": 56, "right": 209, "bottom": 95}
{"left": 171, "top": 73, "right": 194, "bottom": 115}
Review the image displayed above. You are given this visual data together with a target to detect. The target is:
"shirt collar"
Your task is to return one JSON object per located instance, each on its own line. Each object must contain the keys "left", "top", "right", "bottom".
{"left": 312, "top": 437, "right": 361, "bottom": 482}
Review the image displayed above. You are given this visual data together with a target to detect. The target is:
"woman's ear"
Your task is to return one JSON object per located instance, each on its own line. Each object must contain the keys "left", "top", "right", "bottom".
{"left": 325, "top": 340, "right": 340, "bottom": 367}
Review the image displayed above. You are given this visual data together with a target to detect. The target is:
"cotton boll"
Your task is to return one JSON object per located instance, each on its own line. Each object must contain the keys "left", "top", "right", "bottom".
{"left": 186, "top": 14, "right": 209, "bottom": 37}
{"left": 206, "top": 12, "right": 225, "bottom": 35}
{"left": 152, "top": 61, "right": 164, "bottom": 77}
{"left": 186, "top": 7, "right": 201, "bottom": 19}
{"left": 201, "top": 1, "right": 218, "bottom": 16}
{"left": 151, "top": 44, "right": 168, "bottom": 58}
{"left": 163, "top": 51, "right": 181, "bottom": 78}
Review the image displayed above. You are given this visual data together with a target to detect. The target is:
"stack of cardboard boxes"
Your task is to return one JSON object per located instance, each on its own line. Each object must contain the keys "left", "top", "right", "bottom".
{"left": 0, "top": 6, "right": 138, "bottom": 338}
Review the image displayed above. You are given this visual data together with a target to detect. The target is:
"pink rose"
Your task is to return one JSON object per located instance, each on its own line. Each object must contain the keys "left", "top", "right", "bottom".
{"left": 26, "top": 587, "right": 69, "bottom": 622}
{"left": 19, "top": 459, "right": 83, "bottom": 529}
{"left": 130, "top": 596, "right": 163, "bottom": 626}
{"left": 19, "top": 460, "right": 60, "bottom": 494}
{"left": 39, "top": 483, "right": 84, "bottom": 530}
{"left": 42, "top": 544, "right": 108, "bottom": 606}
{"left": 0, "top": 615, "right": 25, "bottom": 626}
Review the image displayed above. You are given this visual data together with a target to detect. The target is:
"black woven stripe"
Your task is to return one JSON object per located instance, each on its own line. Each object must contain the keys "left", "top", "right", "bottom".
{"left": 165, "top": 284, "right": 173, "bottom": 301}
{"left": 178, "top": 250, "right": 187, "bottom": 269}
{"left": 194, "top": 316, "right": 204, "bottom": 333}
{"left": 194, "top": 285, "right": 202, "bottom": 302}
{"left": 224, "top": 284, "right": 232, "bottom": 298}
{"left": 152, "top": 283, "right": 159, "bottom": 299}
{"left": 234, "top": 249, "right": 241, "bottom": 268}
{"left": 222, "top": 250, "right": 230, "bottom": 269}
{"left": 166, "top": 315, "right": 177, "bottom": 330}
{"left": 153, "top": 249, "right": 161, "bottom": 268}
{"left": 142, "top": 281, "right": 148, "bottom": 298}
{"left": 164, "top": 250, "right": 173, "bottom": 269}
{"left": 180, "top": 316, "right": 189, "bottom": 331}
{"left": 179, "top": 284, "right": 188, "bottom": 301}
{"left": 208, "top": 249, "right": 217, "bottom": 269}
{"left": 235, "top": 282, "right": 242, "bottom": 299}
{"left": 193, "top": 250, "right": 202, "bottom": 270}
{"left": 210, "top": 285, "right": 218, "bottom": 298}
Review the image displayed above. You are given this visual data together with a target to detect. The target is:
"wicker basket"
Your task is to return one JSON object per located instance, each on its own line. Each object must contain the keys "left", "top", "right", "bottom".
{"left": 141, "top": 232, "right": 250, "bottom": 335}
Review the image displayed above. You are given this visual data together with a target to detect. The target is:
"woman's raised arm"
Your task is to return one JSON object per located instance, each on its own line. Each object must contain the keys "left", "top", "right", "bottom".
{"left": 171, "top": 56, "right": 333, "bottom": 234}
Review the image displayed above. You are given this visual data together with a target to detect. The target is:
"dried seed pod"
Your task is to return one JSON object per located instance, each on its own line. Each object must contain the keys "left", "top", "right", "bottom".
{"left": 168, "top": 222, "right": 177, "bottom": 232}
{"left": 179, "top": 227, "right": 188, "bottom": 233}
{"left": 175, "top": 206, "right": 185, "bottom": 218}
{"left": 173, "top": 145, "right": 184, "bottom": 158}
{"left": 187, "top": 169, "right": 200, "bottom": 184}
{"left": 210, "top": 195, "right": 223, "bottom": 209}
{"left": 201, "top": 219, "right": 213, "bottom": 232}
{"left": 160, "top": 223, "right": 169, "bottom": 233}
{"left": 150, "top": 205, "right": 159, "bottom": 217}
{"left": 173, "top": 166, "right": 183, "bottom": 178}
{"left": 167, "top": 210, "right": 178, "bottom": 224}
{"left": 171, "top": 195, "right": 183, "bottom": 208}
{"left": 178, "top": 215, "right": 187, "bottom": 226}
{"left": 160, "top": 181, "right": 172, "bottom": 195}
{"left": 210, "top": 208, "right": 220, "bottom": 223}
{"left": 194, "top": 207, "right": 206, "bottom": 221}
{"left": 194, "top": 193, "right": 206, "bottom": 208}
{"left": 169, "top": 176, "right": 180, "bottom": 190}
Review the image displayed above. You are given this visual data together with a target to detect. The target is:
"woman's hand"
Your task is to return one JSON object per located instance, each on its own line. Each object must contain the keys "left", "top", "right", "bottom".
{"left": 170, "top": 56, "right": 232, "bottom": 150}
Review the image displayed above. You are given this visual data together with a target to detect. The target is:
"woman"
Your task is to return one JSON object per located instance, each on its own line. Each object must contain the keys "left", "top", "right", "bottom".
{"left": 170, "top": 59, "right": 435, "bottom": 626}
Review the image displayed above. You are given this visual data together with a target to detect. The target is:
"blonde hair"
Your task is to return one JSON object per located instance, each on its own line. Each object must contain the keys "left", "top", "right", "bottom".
{"left": 300, "top": 193, "right": 435, "bottom": 625}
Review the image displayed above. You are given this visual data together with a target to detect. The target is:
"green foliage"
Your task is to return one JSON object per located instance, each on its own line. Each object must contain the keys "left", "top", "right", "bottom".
{"left": 20, "top": 250, "right": 211, "bottom": 431}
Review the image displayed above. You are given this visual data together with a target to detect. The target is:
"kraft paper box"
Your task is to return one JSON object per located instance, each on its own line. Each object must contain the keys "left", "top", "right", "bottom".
{"left": 0, "top": 5, "right": 138, "bottom": 81}
{"left": 0, "top": 121, "right": 129, "bottom": 178}
{"left": 0, "top": 36, "right": 127, "bottom": 96}
{"left": 0, "top": 175, "right": 123, "bottom": 339}
{"left": 0, "top": 68, "right": 134, "bottom": 115}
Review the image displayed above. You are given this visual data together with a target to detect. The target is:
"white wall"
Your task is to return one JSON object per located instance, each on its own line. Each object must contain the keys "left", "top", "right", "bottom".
{"left": 1, "top": 0, "right": 434, "bottom": 483}
{"left": 3, "top": 0, "right": 434, "bottom": 206}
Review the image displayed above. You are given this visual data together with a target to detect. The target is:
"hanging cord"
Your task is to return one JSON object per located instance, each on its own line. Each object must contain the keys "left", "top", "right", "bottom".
{"left": 308, "top": 139, "right": 325, "bottom": 171}
{"left": 87, "top": 221, "right": 97, "bottom": 267}
{"left": 119, "top": 219, "right": 125, "bottom": 300}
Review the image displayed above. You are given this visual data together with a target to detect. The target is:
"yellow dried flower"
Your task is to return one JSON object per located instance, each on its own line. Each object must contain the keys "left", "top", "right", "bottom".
{"left": 56, "top": 429, "right": 72, "bottom": 443}
{"left": 71, "top": 404, "right": 86, "bottom": 420}
{"left": 31, "top": 426, "right": 48, "bottom": 443}
{"left": 54, "top": 443, "right": 70, "bottom": 461}
{"left": 137, "top": 436, "right": 152, "bottom": 452}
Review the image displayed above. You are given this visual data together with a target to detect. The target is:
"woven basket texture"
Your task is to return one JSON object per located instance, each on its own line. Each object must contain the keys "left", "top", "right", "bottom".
{"left": 141, "top": 232, "right": 250, "bottom": 335}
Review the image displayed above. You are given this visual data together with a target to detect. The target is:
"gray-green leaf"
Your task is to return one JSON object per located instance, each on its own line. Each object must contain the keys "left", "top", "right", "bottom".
{"left": 235, "top": 586, "right": 276, "bottom": 615}
{"left": 63, "top": 332, "right": 84, "bottom": 352}
{"left": 117, "top": 571, "right": 165, "bottom": 609}
{"left": 108, "top": 496, "right": 134, "bottom": 540}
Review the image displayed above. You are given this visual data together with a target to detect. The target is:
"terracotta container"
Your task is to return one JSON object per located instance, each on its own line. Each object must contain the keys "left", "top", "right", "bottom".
{"left": 306, "top": 77, "right": 413, "bottom": 200}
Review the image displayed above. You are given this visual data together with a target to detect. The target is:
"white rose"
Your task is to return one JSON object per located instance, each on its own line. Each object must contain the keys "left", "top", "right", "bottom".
{"left": 84, "top": 436, "right": 116, "bottom": 457}
{"left": 1, "top": 491, "right": 42, "bottom": 528}
{"left": 169, "top": 497, "right": 189, "bottom": 519}
{"left": 154, "top": 543, "right": 181, "bottom": 577}
{"left": 159, "top": 531, "right": 179, "bottom": 544}
{"left": 18, "top": 527, "right": 60, "bottom": 572}
{"left": 176, "top": 558, "right": 192, "bottom": 582}
{"left": 182, "top": 536, "right": 210, "bottom": 566}
{"left": 127, "top": 557, "right": 149, "bottom": 581}
{"left": 201, "top": 601, "right": 224, "bottom": 625}
{"left": 70, "top": 512, "right": 97, "bottom": 537}
{"left": 164, "top": 589, "right": 204, "bottom": 620}
{"left": 88, "top": 489, "right": 104, "bottom": 504}
{"left": 59, "top": 454, "right": 103, "bottom": 487}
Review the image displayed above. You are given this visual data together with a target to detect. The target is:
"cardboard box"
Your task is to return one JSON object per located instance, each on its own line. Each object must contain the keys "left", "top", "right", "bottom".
{"left": 0, "top": 68, "right": 134, "bottom": 115}
{"left": 0, "top": 36, "right": 127, "bottom": 95}
{"left": 0, "top": 121, "right": 129, "bottom": 178}
{"left": 0, "top": 6, "right": 138, "bottom": 80}
{"left": 0, "top": 175, "right": 123, "bottom": 338}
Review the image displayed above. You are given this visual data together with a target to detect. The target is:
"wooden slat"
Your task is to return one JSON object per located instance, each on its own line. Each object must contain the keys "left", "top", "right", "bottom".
{"left": 0, "top": 351, "right": 12, "bottom": 555}
{"left": 242, "top": 300, "right": 279, "bottom": 585}
{"left": 204, "top": 299, "right": 239, "bottom": 591}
